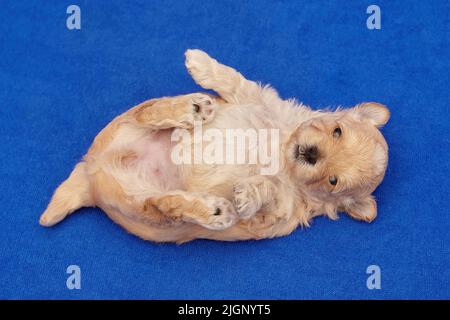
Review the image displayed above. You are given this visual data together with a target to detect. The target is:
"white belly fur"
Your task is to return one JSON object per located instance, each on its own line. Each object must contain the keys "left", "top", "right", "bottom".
{"left": 104, "top": 102, "right": 307, "bottom": 202}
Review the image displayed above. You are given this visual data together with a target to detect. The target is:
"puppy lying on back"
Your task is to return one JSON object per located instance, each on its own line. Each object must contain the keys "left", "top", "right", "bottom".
{"left": 40, "top": 50, "right": 390, "bottom": 243}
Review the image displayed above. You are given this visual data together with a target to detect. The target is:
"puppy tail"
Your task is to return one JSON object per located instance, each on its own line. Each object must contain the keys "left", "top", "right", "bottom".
{"left": 39, "top": 162, "right": 93, "bottom": 227}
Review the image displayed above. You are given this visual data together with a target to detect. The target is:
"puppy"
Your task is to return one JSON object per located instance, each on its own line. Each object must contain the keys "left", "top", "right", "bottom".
{"left": 39, "top": 50, "right": 390, "bottom": 243}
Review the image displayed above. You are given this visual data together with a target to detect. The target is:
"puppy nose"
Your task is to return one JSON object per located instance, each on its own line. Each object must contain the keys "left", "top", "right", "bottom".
{"left": 304, "top": 146, "right": 319, "bottom": 165}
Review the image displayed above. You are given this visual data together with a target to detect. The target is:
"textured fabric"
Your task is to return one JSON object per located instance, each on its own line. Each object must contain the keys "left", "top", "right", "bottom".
{"left": 0, "top": 0, "right": 449, "bottom": 299}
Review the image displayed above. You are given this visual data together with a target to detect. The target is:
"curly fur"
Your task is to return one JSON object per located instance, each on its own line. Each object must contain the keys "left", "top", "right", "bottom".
{"left": 39, "top": 50, "right": 390, "bottom": 243}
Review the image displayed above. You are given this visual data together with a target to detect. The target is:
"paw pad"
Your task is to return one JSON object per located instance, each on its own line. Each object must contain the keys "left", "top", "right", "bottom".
{"left": 191, "top": 94, "right": 217, "bottom": 124}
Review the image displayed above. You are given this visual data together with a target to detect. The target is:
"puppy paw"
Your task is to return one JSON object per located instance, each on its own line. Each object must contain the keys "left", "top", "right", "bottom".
{"left": 185, "top": 49, "right": 215, "bottom": 89}
{"left": 148, "top": 193, "right": 237, "bottom": 231}
{"left": 190, "top": 93, "right": 217, "bottom": 125}
{"left": 233, "top": 182, "right": 261, "bottom": 220}
{"left": 200, "top": 196, "right": 238, "bottom": 230}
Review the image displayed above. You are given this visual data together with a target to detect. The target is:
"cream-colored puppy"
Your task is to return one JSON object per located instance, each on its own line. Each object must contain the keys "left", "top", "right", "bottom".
{"left": 40, "top": 50, "right": 390, "bottom": 243}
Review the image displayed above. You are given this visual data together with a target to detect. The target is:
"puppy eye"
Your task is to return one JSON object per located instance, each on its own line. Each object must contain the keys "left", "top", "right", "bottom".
{"left": 333, "top": 127, "right": 342, "bottom": 138}
{"left": 329, "top": 176, "right": 338, "bottom": 186}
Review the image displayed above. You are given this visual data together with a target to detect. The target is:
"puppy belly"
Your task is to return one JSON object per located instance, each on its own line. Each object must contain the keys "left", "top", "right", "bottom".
{"left": 139, "top": 129, "right": 183, "bottom": 190}
{"left": 111, "top": 128, "right": 183, "bottom": 200}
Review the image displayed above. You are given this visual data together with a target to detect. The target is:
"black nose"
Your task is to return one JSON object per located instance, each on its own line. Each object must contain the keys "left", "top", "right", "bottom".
{"left": 304, "top": 146, "right": 319, "bottom": 165}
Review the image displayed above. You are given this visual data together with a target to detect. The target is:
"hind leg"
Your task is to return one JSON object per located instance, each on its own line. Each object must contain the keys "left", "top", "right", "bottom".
{"left": 40, "top": 162, "right": 93, "bottom": 226}
{"left": 131, "top": 93, "right": 218, "bottom": 129}
{"left": 145, "top": 191, "right": 238, "bottom": 230}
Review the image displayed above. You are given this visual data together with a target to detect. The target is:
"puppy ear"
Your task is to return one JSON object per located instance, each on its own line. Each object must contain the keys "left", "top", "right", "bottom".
{"left": 346, "top": 196, "right": 377, "bottom": 223}
{"left": 354, "top": 102, "right": 390, "bottom": 127}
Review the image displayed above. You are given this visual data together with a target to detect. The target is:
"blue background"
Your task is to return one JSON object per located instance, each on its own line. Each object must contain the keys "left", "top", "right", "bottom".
{"left": 0, "top": 0, "right": 449, "bottom": 299}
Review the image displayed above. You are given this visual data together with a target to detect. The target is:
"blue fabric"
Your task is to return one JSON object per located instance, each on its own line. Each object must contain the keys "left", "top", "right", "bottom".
{"left": 0, "top": 0, "right": 449, "bottom": 299}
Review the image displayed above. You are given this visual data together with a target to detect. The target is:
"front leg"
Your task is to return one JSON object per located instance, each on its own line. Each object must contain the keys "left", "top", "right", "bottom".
{"left": 145, "top": 191, "right": 238, "bottom": 230}
{"left": 185, "top": 49, "right": 282, "bottom": 106}
{"left": 233, "top": 176, "right": 278, "bottom": 219}
{"left": 131, "top": 93, "right": 217, "bottom": 129}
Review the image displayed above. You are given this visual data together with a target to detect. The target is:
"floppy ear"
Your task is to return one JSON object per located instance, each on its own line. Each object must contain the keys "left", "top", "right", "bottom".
{"left": 355, "top": 102, "right": 390, "bottom": 127}
{"left": 346, "top": 196, "right": 377, "bottom": 223}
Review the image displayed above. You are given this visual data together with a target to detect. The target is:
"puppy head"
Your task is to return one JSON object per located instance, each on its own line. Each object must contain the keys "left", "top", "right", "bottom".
{"left": 286, "top": 102, "right": 390, "bottom": 222}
